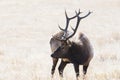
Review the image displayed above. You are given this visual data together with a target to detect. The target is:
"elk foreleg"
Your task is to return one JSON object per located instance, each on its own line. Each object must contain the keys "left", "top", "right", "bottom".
{"left": 73, "top": 64, "right": 80, "bottom": 80}
{"left": 51, "top": 58, "right": 58, "bottom": 77}
{"left": 58, "top": 60, "right": 67, "bottom": 77}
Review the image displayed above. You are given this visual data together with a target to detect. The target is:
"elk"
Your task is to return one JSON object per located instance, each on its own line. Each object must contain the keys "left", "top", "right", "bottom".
{"left": 50, "top": 9, "right": 93, "bottom": 80}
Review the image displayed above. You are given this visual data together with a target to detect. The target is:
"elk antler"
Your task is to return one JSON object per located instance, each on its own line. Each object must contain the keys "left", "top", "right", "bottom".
{"left": 59, "top": 9, "right": 81, "bottom": 32}
{"left": 58, "top": 9, "right": 82, "bottom": 40}
{"left": 66, "top": 11, "right": 92, "bottom": 40}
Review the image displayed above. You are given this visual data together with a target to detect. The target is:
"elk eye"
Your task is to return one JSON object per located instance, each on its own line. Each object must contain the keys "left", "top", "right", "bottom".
{"left": 61, "top": 46, "right": 64, "bottom": 49}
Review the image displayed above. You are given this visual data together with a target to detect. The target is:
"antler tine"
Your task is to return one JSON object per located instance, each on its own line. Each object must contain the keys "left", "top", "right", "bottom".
{"left": 66, "top": 10, "right": 92, "bottom": 40}
{"left": 65, "top": 10, "right": 82, "bottom": 40}
{"left": 64, "top": 10, "right": 69, "bottom": 32}
{"left": 64, "top": 9, "right": 81, "bottom": 35}
{"left": 58, "top": 9, "right": 91, "bottom": 41}
{"left": 70, "top": 10, "right": 81, "bottom": 19}
{"left": 75, "top": 10, "right": 77, "bottom": 14}
{"left": 58, "top": 10, "right": 69, "bottom": 32}
{"left": 65, "top": 10, "right": 81, "bottom": 31}
{"left": 58, "top": 24, "right": 65, "bottom": 31}
{"left": 75, "top": 9, "right": 82, "bottom": 16}
{"left": 80, "top": 11, "right": 92, "bottom": 19}
{"left": 79, "top": 9, "right": 83, "bottom": 14}
{"left": 65, "top": 10, "right": 68, "bottom": 19}
{"left": 70, "top": 25, "right": 75, "bottom": 31}
{"left": 66, "top": 16, "right": 81, "bottom": 40}
{"left": 59, "top": 9, "right": 81, "bottom": 32}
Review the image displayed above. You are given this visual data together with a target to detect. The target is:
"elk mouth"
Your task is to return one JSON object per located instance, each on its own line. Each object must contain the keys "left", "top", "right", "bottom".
{"left": 51, "top": 53, "right": 56, "bottom": 58}
{"left": 51, "top": 52, "right": 67, "bottom": 58}
{"left": 51, "top": 53, "right": 62, "bottom": 58}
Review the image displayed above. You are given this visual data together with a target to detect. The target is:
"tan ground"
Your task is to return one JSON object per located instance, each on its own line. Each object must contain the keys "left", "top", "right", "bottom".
{"left": 0, "top": 0, "right": 120, "bottom": 80}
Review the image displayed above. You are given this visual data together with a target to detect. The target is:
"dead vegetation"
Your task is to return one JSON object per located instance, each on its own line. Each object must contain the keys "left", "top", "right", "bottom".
{"left": 0, "top": 0, "right": 120, "bottom": 80}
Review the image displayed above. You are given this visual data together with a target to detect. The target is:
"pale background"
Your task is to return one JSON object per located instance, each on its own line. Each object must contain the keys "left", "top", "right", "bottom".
{"left": 0, "top": 0, "right": 120, "bottom": 80}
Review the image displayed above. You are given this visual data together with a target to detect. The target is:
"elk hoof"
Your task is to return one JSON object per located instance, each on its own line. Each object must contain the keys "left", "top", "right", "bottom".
{"left": 83, "top": 75, "right": 87, "bottom": 80}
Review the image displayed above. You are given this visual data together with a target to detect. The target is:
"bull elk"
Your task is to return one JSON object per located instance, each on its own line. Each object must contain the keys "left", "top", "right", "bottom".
{"left": 50, "top": 9, "right": 93, "bottom": 80}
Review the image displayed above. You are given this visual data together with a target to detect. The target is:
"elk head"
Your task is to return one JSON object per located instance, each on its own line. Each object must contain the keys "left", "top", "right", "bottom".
{"left": 51, "top": 9, "right": 92, "bottom": 58}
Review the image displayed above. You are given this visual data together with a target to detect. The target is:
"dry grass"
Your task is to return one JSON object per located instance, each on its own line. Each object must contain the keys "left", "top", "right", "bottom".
{"left": 0, "top": 0, "right": 120, "bottom": 80}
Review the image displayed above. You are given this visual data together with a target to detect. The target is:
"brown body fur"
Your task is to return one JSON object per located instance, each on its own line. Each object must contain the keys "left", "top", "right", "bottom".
{"left": 50, "top": 32, "right": 94, "bottom": 79}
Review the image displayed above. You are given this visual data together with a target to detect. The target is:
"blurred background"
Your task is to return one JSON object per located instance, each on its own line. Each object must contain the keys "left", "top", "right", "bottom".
{"left": 0, "top": 0, "right": 119, "bottom": 80}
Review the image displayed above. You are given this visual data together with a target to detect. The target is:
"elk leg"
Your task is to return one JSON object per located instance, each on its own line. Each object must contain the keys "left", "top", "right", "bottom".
{"left": 73, "top": 64, "right": 80, "bottom": 80}
{"left": 51, "top": 58, "right": 58, "bottom": 77}
{"left": 83, "top": 64, "right": 89, "bottom": 75}
{"left": 83, "top": 64, "right": 89, "bottom": 79}
{"left": 58, "top": 60, "right": 67, "bottom": 77}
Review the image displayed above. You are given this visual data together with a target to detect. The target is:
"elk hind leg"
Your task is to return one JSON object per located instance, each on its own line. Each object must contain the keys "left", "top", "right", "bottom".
{"left": 83, "top": 64, "right": 89, "bottom": 80}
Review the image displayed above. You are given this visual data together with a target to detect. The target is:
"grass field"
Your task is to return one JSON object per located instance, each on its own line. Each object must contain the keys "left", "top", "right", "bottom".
{"left": 0, "top": 0, "right": 120, "bottom": 80}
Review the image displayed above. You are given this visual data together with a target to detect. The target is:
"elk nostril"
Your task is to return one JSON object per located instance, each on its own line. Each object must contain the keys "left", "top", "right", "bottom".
{"left": 51, "top": 54, "right": 54, "bottom": 57}
{"left": 51, "top": 53, "right": 56, "bottom": 58}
